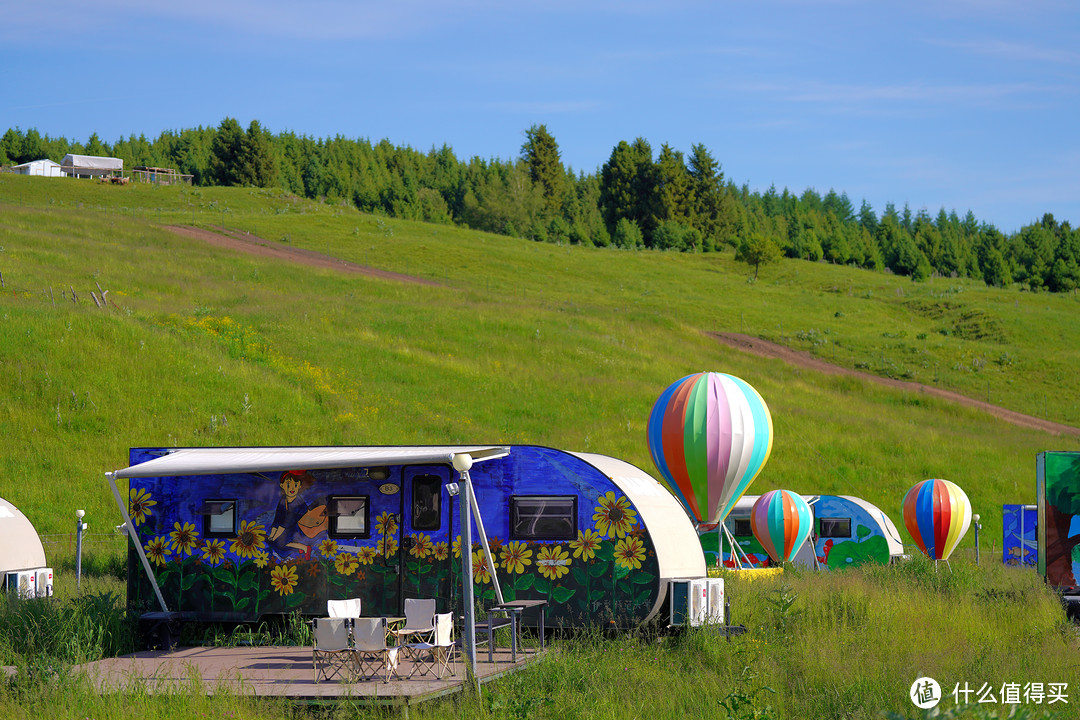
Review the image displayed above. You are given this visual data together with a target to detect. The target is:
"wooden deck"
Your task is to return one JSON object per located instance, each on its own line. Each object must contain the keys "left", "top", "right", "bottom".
{"left": 74, "top": 643, "right": 544, "bottom": 704}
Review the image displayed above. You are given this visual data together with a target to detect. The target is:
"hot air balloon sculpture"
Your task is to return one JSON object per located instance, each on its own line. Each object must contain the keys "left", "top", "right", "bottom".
{"left": 902, "top": 478, "right": 972, "bottom": 566}
{"left": 750, "top": 490, "right": 813, "bottom": 565}
{"left": 647, "top": 372, "right": 773, "bottom": 567}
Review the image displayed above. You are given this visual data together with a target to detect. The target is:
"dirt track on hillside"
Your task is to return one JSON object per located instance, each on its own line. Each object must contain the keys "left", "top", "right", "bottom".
{"left": 163, "top": 225, "right": 441, "bottom": 287}
{"left": 161, "top": 224, "right": 1075, "bottom": 437}
{"left": 712, "top": 332, "right": 1080, "bottom": 437}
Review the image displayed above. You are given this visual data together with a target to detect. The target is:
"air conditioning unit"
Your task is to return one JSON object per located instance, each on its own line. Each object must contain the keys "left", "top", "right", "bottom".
{"left": 4, "top": 568, "right": 52, "bottom": 599}
{"left": 669, "top": 578, "right": 709, "bottom": 627}
{"left": 705, "top": 577, "right": 725, "bottom": 624}
{"left": 5, "top": 570, "right": 37, "bottom": 599}
{"left": 35, "top": 568, "right": 53, "bottom": 598}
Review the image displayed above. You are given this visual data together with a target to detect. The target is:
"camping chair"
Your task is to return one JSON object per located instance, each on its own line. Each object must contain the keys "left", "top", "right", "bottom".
{"left": 405, "top": 612, "right": 457, "bottom": 679}
{"left": 353, "top": 617, "right": 401, "bottom": 682}
{"left": 312, "top": 617, "right": 355, "bottom": 683}
{"left": 327, "top": 597, "right": 362, "bottom": 638}
{"left": 391, "top": 598, "right": 436, "bottom": 644}
{"left": 327, "top": 597, "right": 362, "bottom": 620}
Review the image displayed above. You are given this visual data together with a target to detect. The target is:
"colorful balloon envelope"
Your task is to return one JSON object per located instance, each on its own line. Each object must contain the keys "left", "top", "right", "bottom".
{"left": 902, "top": 478, "right": 972, "bottom": 561}
{"left": 647, "top": 372, "right": 773, "bottom": 525}
{"left": 751, "top": 490, "right": 813, "bottom": 564}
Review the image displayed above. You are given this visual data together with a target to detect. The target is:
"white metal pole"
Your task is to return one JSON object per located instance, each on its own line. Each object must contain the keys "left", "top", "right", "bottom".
{"left": 106, "top": 472, "right": 169, "bottom": 612}
{"left": 452, "top": 454, "right": 478, "bottom": 688}
{"left": 466, "top": 479, "right": 504, "bottom": 605}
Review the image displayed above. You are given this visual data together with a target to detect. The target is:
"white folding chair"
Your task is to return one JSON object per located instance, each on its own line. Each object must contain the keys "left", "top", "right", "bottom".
{"left": 312, "top": 617, "right": 354, "bottom": 683}
{"left": 327, "top": 597, "right": 362, "bottom": 619}
{"left": 327, "top": 597, "right": 362, "bottom": 639}
{"left": 392, "top": 598, "right": 436, "bottom": 645}
{"left": 353, "top": 617, "right": 400, "bottom": 682}
{"left": 406, "top": 612, "right": 457, "bottom": 679}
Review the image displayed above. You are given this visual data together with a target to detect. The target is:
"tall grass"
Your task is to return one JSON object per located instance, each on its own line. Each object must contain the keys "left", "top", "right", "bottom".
{"left": 2, "top": 559, "right": 1077, "bottom": 718}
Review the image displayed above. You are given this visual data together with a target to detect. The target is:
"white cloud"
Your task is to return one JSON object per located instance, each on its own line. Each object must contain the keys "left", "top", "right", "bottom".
{"left": 484, "top": 100, "right": 604, "bottom": 115}
{"left": 933, "top": 39, "right": 1080, "bottom": 65}
{"left": 727, "top": 79, "right": 1066, "bottom": 113}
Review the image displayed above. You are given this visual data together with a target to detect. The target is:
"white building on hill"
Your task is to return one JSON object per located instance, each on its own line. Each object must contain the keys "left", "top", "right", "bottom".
{"left": 10, "top": 158, "right": 64, "bottom": 177}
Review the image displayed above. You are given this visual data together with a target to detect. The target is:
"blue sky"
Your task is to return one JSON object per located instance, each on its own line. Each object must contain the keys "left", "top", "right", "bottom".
{"left": 3, "top": 0, "right": 1078, "bottom": 233}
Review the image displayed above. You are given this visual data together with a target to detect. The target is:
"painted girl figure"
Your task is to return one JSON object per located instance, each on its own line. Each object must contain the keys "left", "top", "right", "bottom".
{"left": 268, "top": 470, "right": 326, "bottom": 559}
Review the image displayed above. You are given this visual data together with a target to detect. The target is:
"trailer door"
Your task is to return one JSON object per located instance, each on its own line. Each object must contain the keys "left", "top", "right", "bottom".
{"left": 398, "top": 465, "right": 453, "bottom": 612}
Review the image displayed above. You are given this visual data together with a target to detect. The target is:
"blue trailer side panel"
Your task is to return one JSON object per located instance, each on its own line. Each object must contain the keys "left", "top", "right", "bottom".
{"left": 124, "top": 446, "right": 664, "bottom": 628}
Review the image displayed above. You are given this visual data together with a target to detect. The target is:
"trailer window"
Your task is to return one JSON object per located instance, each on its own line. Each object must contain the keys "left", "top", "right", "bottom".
{"left": 818, "top": 517, "right": 851, "bottom": 538}
{"left": 510, "top": 496, "right": 576, "bottom": 541}
{"left": 730, "top": 518, "right": 752, "bottom": 537}
{"left": 411, "top": 475, "right": 442, "bottom": 531}
{"left": 328, "top": 496, "right": 369, "bottom": 538}
{"left": 198, "top": 499, "right": 236, "bottom": 537}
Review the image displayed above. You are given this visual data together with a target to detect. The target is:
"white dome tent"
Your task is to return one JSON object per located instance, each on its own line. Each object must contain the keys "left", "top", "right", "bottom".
{"left": 0, "top": 497, "right": 53, "bottom": 598}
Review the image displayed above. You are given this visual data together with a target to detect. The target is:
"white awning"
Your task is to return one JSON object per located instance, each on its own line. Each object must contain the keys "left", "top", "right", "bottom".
{"left": 61, "top": 154, "right": 123, "bottom": 171}
{"left": 110, "top": 445, "right": 511, "bottom": 479}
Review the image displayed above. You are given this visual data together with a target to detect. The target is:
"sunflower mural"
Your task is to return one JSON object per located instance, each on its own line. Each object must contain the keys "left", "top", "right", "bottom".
{"left": 123, "top": 446, "right": 668, "bottom": 628}
{"left": 129, "top": 488, "right": 156, "bottom": 527}
{"left": 449, "top": 488, "right": 659, "bottom": 627}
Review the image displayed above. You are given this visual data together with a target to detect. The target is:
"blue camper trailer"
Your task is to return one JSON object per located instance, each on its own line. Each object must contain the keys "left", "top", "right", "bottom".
{"left": 700, "top": 494, "right": 905, "bottom": 569}
{"left": 109, "top": 445, "right": 709, "bottom": 630}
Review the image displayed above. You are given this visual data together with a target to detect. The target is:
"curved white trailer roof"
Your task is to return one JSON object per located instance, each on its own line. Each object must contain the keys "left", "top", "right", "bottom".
{"left": 0, "top": 497, "right": 47, "bottom": 574}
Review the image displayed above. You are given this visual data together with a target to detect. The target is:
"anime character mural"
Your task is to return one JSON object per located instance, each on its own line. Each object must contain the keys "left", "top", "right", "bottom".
{"left": 268, "top": 470, "right": 328, "bottom": 559}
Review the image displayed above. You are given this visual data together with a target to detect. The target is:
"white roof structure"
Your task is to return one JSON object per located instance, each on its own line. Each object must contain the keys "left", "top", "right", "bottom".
{"left": 61, "top": 153, "right": 122, "bottom": 171}
{"left": 0, "top": 497, "right": 47, "bottom": 574}
{"left": 12, "top": 158, "right": 63, "bottom": 177}
{"left": 110, "top": 445, "right": 511, "bottom": 478}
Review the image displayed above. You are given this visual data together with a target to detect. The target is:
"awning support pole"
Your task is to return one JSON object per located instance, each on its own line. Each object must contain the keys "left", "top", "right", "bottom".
{"left": 106, "top": 472, "right": 169, "bottom": 613}
{"left": 466, "top": 475, "right": 504, "bottom": 605}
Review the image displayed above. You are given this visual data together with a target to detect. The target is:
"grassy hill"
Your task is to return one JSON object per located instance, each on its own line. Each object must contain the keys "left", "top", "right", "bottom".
{"left": 1, "top": 173, "right": 1078, "bottom": 549}
{"left": 4, "top": 174, "right": 1080, "bottom": 720}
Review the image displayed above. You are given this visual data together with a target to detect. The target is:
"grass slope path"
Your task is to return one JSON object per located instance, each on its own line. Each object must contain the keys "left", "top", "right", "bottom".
{"left": 163, "top": 225, "right": 441, "bottom": 287}
{"left": 158, "top": 223, "right": 1075, "bottom": 438}
{"left": 712, "top": 332, "right": 1080, "bottom": 438}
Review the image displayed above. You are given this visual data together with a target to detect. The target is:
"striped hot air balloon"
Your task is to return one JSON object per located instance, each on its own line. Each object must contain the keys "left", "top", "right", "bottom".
{"left": 750, "top": 490, "right": 813, "bottom": 564}
{"left": 647, "top": 372, "right": 773, "bottom": 525}
{"left": 902, "top": 478, "right": 972, "bottom": 561}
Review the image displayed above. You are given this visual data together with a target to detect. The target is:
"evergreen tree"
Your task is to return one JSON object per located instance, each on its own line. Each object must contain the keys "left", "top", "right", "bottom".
{"left": 599, "top": 138, "right": 656, "bottom": 242}
{"left": 687, "top": 143, "right": 737, "bottom": 249}
{"left": 858, "top": 199, "right": 878, "bottom": 236}
{"left": 238, "top": 120, "right": 278, "bottom": 188}
{"left": 0, "top": 128, "right": 20, "bottom": 164}
{"left": 19, "top": 129, "right": 44, "bottom": 164}
{"left": 521, "top": 124, "right": 566, "bottom": 215}
{"left": 653, "top": 144, "right": 695, "bottom": 245}
{"left": 208, "top": 117, "right": 245, "bottom": 186}
{"left": 823, "top": 189, "right": 855, "bottom": 224}
{"left": 84, "top": 132, "right": 108, "bottom": 157}
{"left": 612, "top": 217, "right": 644, "bottom": 249}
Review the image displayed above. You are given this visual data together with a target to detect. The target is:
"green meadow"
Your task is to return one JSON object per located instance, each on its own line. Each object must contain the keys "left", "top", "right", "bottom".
{"left": 1, "top": 174, "right": 1079, "bottom": 718}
